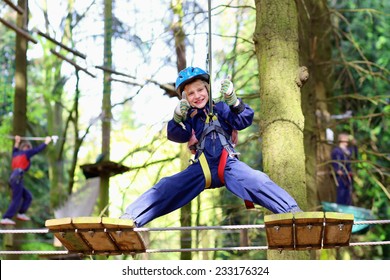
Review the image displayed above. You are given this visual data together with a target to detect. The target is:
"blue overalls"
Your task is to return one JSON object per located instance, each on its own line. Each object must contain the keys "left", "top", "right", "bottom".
{"left": 124, "top": 101, "right": 300, "bottom": 227}
{"left": 2, "top": 143, "right": 47, "bottom": 219}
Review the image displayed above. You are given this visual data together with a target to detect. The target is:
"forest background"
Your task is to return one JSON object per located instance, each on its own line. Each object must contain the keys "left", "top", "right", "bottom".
{"left": 0, "top": 0, "right": 389, "bottom": 260}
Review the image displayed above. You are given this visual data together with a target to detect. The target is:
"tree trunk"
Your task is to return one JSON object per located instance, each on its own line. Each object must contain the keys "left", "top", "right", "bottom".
{"left": 12, "top": 0, "right": 28, "bottom": 136}
{"left": 298, "top": 0, "right": 336, "bottom": 260}
{"left": 5, "top": 0, "right": 29, "bottom": 260}
{"left": 253, "top": 0, "right": 309, "bottom": 260}
{"left": 43, "top": 0, "right": 72, "bottom": 209}
{"left": 100, "top": 0, "right": 113, "bottom": 217}
{"left": 307, "top": 1, "right": 336, "bottom": 205}
{"left": 171, "top": 0, "right": 192, "bottom": 260}
{"left": 298, "top": 0, "right": 335, "bottom": 208}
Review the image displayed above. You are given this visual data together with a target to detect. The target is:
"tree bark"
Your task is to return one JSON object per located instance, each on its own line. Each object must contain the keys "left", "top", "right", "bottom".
{"left": 100, "top": 0, "right": 113, "bottom": 216}
{"left": 253, "top": 0, "right": 309, "bottom": 260}
{"left": 12, "top": 0, "right": 28, "bottom": 136}
{"left": 298, "top": 0, "right": 336, "bottom": 260}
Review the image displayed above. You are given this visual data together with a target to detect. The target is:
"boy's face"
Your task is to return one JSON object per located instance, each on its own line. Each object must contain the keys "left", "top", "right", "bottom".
{"left": 21, "top": 144, "right": 31, "bottom": 150}
{"left": 183, "top": 79, "right": 209, "bottom": 109}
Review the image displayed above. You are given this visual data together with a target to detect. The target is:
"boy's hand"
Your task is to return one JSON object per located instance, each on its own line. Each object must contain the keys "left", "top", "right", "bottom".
{"left": 14, "top": 135, "right": 21, "bottom": 143}
{"left": 173, "top": 92, "right": 190, "bottom": 123}
{"left": 221, "top": 79, "right": 238, "bottom": 106}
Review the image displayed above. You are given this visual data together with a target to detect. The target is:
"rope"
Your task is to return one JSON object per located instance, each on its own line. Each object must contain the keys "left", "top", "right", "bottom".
{"left": 0, "top": 250, "right": 69, "bottom": 255}
{"left": 145, "top": 246, "right": 268, "bottom": 254}
{"left": 350, "top": 241, "right": 390, "bottom": 247}
{"left": 0, "top": 228, "right": 49, "bottom": 234}
{"left": 0, "top": 219, "right": 389, "bottom": 235}
{"left": 134, "top": 224, "right": 266, "bottom": 232}
{"left": 207, "top": 0, "right": 213, "bottom": 116}
{"left": 2, "top": 240, "right": 390, "bottom": 255}
{"left": 353, "top": 219, "right": 390, "bottom": 225}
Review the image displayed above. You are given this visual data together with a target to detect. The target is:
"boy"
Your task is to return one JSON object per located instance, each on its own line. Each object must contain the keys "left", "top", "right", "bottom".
{"left": 121, "top": 66, "right": 301, "bottom": 227}
{"left": 1, "top": 135, "right": 52, "bottom": 225}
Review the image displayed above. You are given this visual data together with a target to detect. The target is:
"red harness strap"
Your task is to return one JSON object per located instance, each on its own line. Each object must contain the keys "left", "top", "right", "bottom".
{"left": 218, "top": 149, "right": 255, "bottom": 209}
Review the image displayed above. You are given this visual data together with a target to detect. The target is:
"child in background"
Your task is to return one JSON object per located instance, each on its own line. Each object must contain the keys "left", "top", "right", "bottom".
{"left": 1, "top": 135, "right": 52, "bottom": 225}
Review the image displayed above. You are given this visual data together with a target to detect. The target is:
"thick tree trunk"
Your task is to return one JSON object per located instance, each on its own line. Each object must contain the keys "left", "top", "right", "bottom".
{"left": 308, "top": 1, "right": 336, "bottom": 205}
{"left": 298, "top": 0, "right": 336, "bottom": 260}
{"left": 6, "top": 0, "right": 28, "bottom": 260}
{"left": 253, "top": 0, "right": 309, "bottom": 260}
{"left": 12, "top": 0, "right": 28, "bottom": 136}
{"left": 298, "top": 0, "right": 335, "bottom": 208}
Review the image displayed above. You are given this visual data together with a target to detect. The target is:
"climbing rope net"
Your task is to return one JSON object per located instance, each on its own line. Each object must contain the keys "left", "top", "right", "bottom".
{"left": 1, "top": 219, "right": 390, "bottom": 255}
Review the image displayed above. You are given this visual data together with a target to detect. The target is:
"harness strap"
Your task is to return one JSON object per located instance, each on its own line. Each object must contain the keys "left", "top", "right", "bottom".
{"left": 198, "top": 153, "right": 212, "bottom": 189}
{"left": 197, "top": 116, "right": 238, "bottom": 158}
{"left": 217, "top": 149, "right": 228, "bottom": 184}
{"left": 217, "top": 149, "right": 255, "bottom": 209}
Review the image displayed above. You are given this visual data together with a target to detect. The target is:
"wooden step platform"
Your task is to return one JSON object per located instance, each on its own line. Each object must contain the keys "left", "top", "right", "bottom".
{"left": 45, "top": 217, "right": 146, "bottom": 255}
{"left": 264, "top": 212, "right": 353, "bottom": 251}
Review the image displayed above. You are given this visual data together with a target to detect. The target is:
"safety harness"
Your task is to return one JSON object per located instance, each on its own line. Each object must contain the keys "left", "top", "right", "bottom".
{"left": 195, "top": 113, "right": 255, "bottom": 209}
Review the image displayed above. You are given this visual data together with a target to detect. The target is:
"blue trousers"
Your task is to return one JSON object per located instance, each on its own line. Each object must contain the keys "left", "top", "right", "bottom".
{"left": 336, "top": 175, "right": 353, "bottom": 205}
{"left": 3, "top": 169, "right": 32, "bottom": 219}
{"left": 125, "top": 156, "right": 299, "bottom": 227}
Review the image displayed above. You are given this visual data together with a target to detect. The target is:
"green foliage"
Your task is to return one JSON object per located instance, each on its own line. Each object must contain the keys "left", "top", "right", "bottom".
{"left": 20, "top": 240, "right": 57, "bottom": 260}
{"left": 328, "top": 0, "right": 390, "bottom": 259}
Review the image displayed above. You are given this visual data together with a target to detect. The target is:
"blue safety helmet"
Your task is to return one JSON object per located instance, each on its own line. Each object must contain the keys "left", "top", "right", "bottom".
{"left": 175, "top": 67, "right": 210, "bottom": 94}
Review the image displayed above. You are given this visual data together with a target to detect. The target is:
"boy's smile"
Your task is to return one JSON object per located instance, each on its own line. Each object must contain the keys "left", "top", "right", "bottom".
{"left": 183, "top": 80, "right": 209, "bottom": 109}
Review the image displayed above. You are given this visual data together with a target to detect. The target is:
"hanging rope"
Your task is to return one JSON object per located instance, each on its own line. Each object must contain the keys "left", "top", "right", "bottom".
{"left": 207, "top": 0, "right": 213, "bottom": 116}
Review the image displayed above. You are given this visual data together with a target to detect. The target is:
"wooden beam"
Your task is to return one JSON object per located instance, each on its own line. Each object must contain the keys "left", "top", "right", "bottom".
{"left": 109, "top": 77, "right": 143, "bottom": 87}
{"left": 36, "top": 30, "right": 87, "bottom": 59}
{"left": 3, "top": 0, "right": 24, "bottom": 15}
{"left": 95, "top": 65, "right": 136, "bottom": 79}
{"left": 50, "top": 49, "right": 95, "bottom": 78}
{"left": 0, "top": 17, "right": 37, "bottom": 44}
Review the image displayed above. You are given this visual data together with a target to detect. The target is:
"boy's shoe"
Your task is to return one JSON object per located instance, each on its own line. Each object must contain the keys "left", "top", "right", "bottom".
{"left": 1, "top": 218, "right": 16, "bottom": 225}
{"left": 16, "top": 213, "right": 31, "bottom": 221}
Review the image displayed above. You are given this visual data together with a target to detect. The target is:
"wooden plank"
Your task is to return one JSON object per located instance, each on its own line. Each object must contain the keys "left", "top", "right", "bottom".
{"left": 323, "top": 212, "right": 353, "bottom": 248}
{"left": 264, "top": 213, "right": 294, "bottom": 250}
{"left": 294, "top": 212, "right": 324, "bottom": 250}
{"left": 102, "top": 217, "right": 146, "bottom": 253}
{"left": 45, "top": 217, "right": 91, "bottom": 252}
{"left": 72, "top": 217, "right": 118, "bottom": 253}
{"left": 45, "top": 217, "right": 146, "bottom": 255}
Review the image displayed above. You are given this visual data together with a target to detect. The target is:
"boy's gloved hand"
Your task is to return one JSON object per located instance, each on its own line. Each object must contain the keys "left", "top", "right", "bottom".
{"left": 44, "top": 136, "right": 52, "bottom": 145}
{"left": 173, "top": 92, "right": 190, "bottom": 124}
{"left": 221, "top": 79, "right": 238, "bottom": 106}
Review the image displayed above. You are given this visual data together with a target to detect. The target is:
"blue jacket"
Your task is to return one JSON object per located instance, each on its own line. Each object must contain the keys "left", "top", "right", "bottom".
{"left": 167, "top": 100, "right": 254, "bottom": 159}
{"left": 331, "top": 146, "right": 358, "bottom": 176}
{"left": 11, "top": 143, "right": 48, "bottom": 172}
